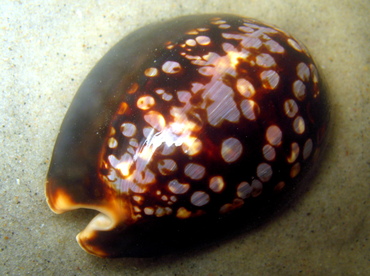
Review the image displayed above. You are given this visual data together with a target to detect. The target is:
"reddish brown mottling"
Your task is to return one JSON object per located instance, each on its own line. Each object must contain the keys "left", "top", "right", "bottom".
{"left": 45, "top": 14, "right": 330, "bottom": 258}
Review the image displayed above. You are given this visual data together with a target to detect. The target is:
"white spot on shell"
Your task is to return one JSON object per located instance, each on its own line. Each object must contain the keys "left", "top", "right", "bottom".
{"left": 209, "top": 176, "right": 225, "bottom": 193}
{"left": 121, "top": 123, "right": 137, "bottom": 137}
{"left": 144, "top": 111, "right": 166, "bottom": 131}
{"left": 263, "top": 144, "right": 276, "bottom": 161}
{"left": 240, "top": 100, "right": 259, "bottom": 120}
{"left": 293, "top": 80, "right": 306, "bottom": 101}
{"left": 264, "top": 39, "right": 284, "bottom": 53}
{"left": 256, "top": 53, "right": 276, "bottom": 68}
{"left": 144, "top": 207, "right": 154, "bottom": 215}
{"left": 162, "top": 61, "right": 182, "bottom": 74}
{"left": 251, "top": 179, "right": 263, "bottom": 197}
{"left": 303, "top": 138, "right": 313, "bottom": 160}
{"left": 177, "top": 91, "right": 192, "bottom": 103}
{"left": 186, "top": 39, "right": 196, "bottom": 46}
{"left": 257, "top": 163, "right": 273, "bottom": 182}
{"left": 184, "top": 163, "right": 205, "bottom": 180}
{"left": 196, "top": 36, "right": 211, "bottom": 45}
{"left": 239, "top": 26, "right": 254, "bottom": 33}
{"left": 219, "top": 24, "right": 231, "bottom": 29}
{"left": 293, "top": 116, "right": 305, "bottom": 134}
{"left": 168, "top": 179, "right": 189, "bottom": 194}
{"left": 144, "top": 67, "right": 159, "bottom": 77}
{"left": 297, "top": 63, "right": 310, "bottom": 81}
{"left": 266, "top": 125, "right": 282, "bottom": 146}
{"left": 158, "top": 159, "right": 177, "bottom": 175}
{"left": 191, "top": 191, "right": 210, "bottom": 207}
{"left": 237, "top": 181, "right": 253, "bottom": 199}
{"left": 182, "top": 137, "right": 202, "bottom": 156}
{"left": 236, "top": 78, "right": 255, "bottom": 98}
{"left": 284, "top": 99, "right": 299, "bottom": 118}
{"left": 260, "top": 70, "right": 280, "bottom": 89}
{"left": 287, "top": 142, "right": 300, "bottom": 163}
{"left": 137, "top": 95, "right": 155, "bottom": 110}
{"left": 221, "top": 138, "right": 243, "bottom": 163}
{"left": 288, "top": 38, "right": 302, "bottom": 52}
{"left": 107, "top": 137, "right": 118, "bottom": 148}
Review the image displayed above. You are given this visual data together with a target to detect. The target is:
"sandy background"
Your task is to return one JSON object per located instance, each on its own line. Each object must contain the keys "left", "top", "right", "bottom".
{"left": 1, "top": 0, "right": 369, "bottom": 275}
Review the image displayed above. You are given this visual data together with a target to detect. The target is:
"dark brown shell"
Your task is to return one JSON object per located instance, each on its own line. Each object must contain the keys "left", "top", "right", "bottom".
{"left": 45, "top": 14, "right": 330, "bottom": 257}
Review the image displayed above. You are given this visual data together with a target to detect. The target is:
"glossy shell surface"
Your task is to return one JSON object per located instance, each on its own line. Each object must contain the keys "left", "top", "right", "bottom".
{"left": 45, "top": 14, "right": 330, "bottom": 257}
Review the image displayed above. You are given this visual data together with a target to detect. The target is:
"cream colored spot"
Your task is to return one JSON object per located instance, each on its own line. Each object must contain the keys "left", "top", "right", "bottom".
{"left": 260, "top": 70, "right": 280, "bottom": 89}
{"left": 127, "top": 146, "right": 135, "bottom": 155}
{"left": 176, "top": 207, "right": 191, "bottom": 219}
{"left": 263, "top": 144, "right": 276, "bottom": 161}
{"left": 212, "top": 19, "right": 226, "bottom": 24}
{"left": 161, "top": 143, "right": 176, "bottom": 155}
{"left": 184, "top": 163, "right": 205, "bottom": 180}
{"left": 186, "top": 39, "right": 196, "bottom": 46}
{"left": 195, "top": 36, "right": 211, "bottom": 45}
{"left": 287, "top": 142, "right": 300, "bottom": 163}
{"left": 158, "top": 159, "right": 177, "bottom": 175}
{"left": 144, "top": 111, "right": 166, "bottom": 131}
{"left": 198, "top": 66, "right": 214, "bottom": 76}
{"left": 265, "top": 40, "right": 285, "bottom": 53}
{"left": 133, "top": 168, "right": 155, "bottom": 185}
{"left": 284, "top": 99, "right": 298, "bottom": 118}
{"left": 256, "top": 53, "right": 276, "bottom": 68}
{"left": 239, "top": 26, "right": 254, "bottom": 33}
{"left": 197, "top": 27, "right": 209, "bottom": 32}
{"left": 186, "top": 30, "right": 198, "bottom": 35}
{"left": 221, "top": 138, "right": 243, "bottom": 163}
{"left": 293, "top": 116, "right": 305, "bottom": 134}
{"left": 177, "top": 91, "right": 192, "bottom": 103}
{"left": 293, "top": 80, "right": 306, "bottom": 101}
{"left": 240, "top": 36, "right": 262, "bottom": 49}
{"left": 182, "top": 136, "right": 202, "bottom": 156}
{"left": 191, "top": 191, "right": 210, "bottom": 207}
{"left": 303, "top": 138, "right": 313, "bottom": 160}
{"left": 168, "top": 179, "right": 189, "bottom": 194}
{"left": 155, "top": 88, "right": 164, "bottom": 95}
{"left": 162, "top": 93, "right": 173, "bottom": 101}
{"left": 297, "top": 63, "right": 310, "bottom": 81}
{"left": 209, "top": 176, "right": 225, "bottom": 193}
{"left": 290, "top": 163, "right": 301, "bottom": 178}
{"left": 109, "top": 153, "right": 132, "bottom": 177}
{"left": 257, "top": 163, "right": 272, "bottom": 182}
{"left": 133, "top": 195, "right": 143, "bottom": 204}
{"left": 288, "top": 38, "right": 302, "bottom": 51}
{"left": 236, "top": 78, "right": 255, "bottom": 98}
{"left": 107, "top": 137, "right": 118, "bottom": 148}
{"left": 129, "top": 138, "right": 139, "bottom": 147}
{"left": 144, "top": 67, "right": 158, "bottom": 77}
{"left": 251, "top": 179, "right": 263, "bottom": 197}
{"left": 310, "top": 64, "right": 319, "bottom": 84}
{"left": 137, "top": 95, "right": 155, "bottom": 110}
{"left": 240, "top": 100, "right": 259, "bottom": 120}
{"left": 121, "top": 123, "right": 137, "bottom": 137}
{"left": 144, "top": 207, "right": 154, "bottom": 215}
{"left": 143, "top": 126, "right": 154, "bottom": 138}
{"left": 266, "top": 125, "right": 282, "bottom": 146}
{"left": 219, "top": 24, "right": 231, "bottom": 29}
{"left": 237, "top": 181, "right": 252, "bottom": 199}
{"left": 162, "top": 61, "right": 182, "bottom": 74}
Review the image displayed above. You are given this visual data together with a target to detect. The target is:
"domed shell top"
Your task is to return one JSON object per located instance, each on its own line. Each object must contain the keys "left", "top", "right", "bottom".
{"left": 45, "top": 14, "right": 330, "bottom": 258}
